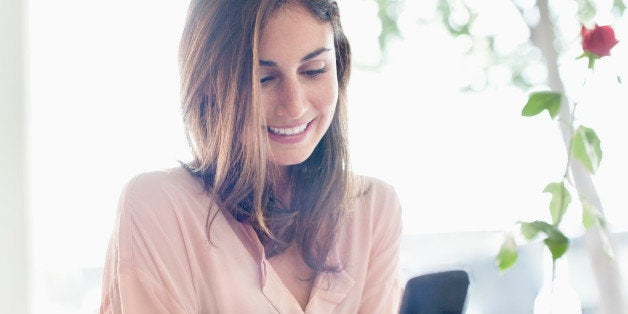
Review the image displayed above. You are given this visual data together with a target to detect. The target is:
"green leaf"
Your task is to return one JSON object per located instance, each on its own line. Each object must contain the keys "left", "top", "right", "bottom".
{"left": 543, "top": 228, "right": 569, "bottom": 260}
{"left": 571, "top": 126, "right": 603, "bottom": 173}
{"left": 522, "top": 92, "right": 562, "bottom": 119}
{"left": 518, "top": 220, "right": 569, "bottom": 260}
{"left": 582, "top": 199, "right": 599, "bottom": 229}
{"left": 520, "top": 221, "right": 543, "bottom": 240}
{"left": 543, "top": 182, "right": 571, "bottom": 226}
{"left": 580, "top": 198, "right": 614, "bottom": 258}
{"left": 581, "top": 197, "right": 608, "bottom": 227}
{"left": 496, "top": 233, "right": 518, "bottom": 272}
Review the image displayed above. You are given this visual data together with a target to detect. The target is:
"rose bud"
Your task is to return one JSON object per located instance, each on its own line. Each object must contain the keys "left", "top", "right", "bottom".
{"left": 581, "top": 24, "right": 619, "bottom": 57}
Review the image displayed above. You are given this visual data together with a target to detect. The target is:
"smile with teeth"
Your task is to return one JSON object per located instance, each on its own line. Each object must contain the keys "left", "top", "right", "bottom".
{"left": 268, "top": 122, "right": 309, "bottom": 136}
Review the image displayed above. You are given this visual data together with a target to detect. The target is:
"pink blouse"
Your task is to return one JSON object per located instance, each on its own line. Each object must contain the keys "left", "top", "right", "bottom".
{"left": 100, "top": 167, "right": 403, "bottom": 313}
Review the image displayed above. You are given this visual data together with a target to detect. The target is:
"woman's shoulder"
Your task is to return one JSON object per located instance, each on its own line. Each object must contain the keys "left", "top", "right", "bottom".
{"left": 118, "top": 166, "right": 206, "bottom": 205}
{"left": 341, "top": 174, "right": 403, "bottom": 247}
{"left": 349, "top": 174, "right": 402, "bottom": 225}
{"left": 122, "top": 166, "right": 204, "bottom": 196}
{"left": 115, "top": 166, "right": 210, "bottom": 223}
{"left": 106, "top": 166, "right": 211, "bottom": 307}
{"left": 112, "top": 166, "right": 212, "bottom": 258}
{"left": 354, "top": 174, "right": 399, "bottom": 204}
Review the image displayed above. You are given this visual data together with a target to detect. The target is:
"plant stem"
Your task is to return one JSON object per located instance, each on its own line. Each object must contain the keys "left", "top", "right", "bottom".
{"left": 532, "top": 0, "right": 627, "bottom": 312}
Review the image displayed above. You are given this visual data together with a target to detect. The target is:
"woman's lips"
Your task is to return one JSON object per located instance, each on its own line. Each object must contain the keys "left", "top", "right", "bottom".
{"left": 266, "top": 120, "right": 313, "bottom": 144}
{"left": 268, "top": 122, "right": 309, "bottom": 135}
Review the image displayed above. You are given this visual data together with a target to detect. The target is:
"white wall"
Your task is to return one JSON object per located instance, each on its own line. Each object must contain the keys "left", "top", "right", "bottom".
{"left": 0, "top": 0, "right": 29, "bottom": 313}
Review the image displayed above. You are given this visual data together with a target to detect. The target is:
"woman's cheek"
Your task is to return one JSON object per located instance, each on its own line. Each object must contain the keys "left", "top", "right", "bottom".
{"left": 313, "top": 78, "right": 339, "bottom": 116}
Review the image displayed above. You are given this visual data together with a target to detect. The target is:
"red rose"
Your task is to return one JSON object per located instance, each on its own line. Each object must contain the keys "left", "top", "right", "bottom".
{"left": 581, "top": 24, "right": 619, "bottom": 57}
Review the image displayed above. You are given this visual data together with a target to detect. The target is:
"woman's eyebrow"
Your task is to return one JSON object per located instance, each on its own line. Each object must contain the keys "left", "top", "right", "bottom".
{"left": 259, "top": 47, "right": 331, "bottom": 67}
{"left": 301, "top": 47, "right": 331, "bottom": 62}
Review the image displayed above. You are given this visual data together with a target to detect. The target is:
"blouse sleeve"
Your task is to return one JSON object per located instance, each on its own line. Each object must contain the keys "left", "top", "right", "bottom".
{"left": 100, "top": 260, "right": 187, "bottom": 314}
{"left": 359, "top": 181, "right": 404, "bottom": 313}
{"left": 99, "top": 173, "right": 192, "bottom": 314}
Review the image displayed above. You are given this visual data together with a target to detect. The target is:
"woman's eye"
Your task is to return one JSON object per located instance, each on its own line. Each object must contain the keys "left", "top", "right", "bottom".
{"left": 302, "top": 68, "right": 326, "bottom": 78}
{"left": 260, "top": 76, "right": 274, "bottom": 84}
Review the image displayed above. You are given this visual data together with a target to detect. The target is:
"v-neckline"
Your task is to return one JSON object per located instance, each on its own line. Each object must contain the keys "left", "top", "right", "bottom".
{"left": 267, "top": 245, "right": 315, "bottom": 310}
{"left": 219, "top": 207, "right": 355, "bottom": 313}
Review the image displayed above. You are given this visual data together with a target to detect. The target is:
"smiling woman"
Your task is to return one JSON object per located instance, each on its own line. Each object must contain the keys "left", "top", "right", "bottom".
{"left": 259, "top": 7, "right": 340, "bottom": 180}
{"left": 98, "top": 0, "right": 403, "bottom": 313}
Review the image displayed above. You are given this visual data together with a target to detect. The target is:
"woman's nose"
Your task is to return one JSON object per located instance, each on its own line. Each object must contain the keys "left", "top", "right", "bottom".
{"left": 275, "top": 78, "right": 307, "bottom": 119}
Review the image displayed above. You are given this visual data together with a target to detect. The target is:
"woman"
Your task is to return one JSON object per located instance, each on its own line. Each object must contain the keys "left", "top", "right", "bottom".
{"left": 100, "top": 0, "right": 403, "bottom": 313}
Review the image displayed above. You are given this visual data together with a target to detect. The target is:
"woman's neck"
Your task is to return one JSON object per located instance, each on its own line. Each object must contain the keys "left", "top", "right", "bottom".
{"left": 271, "top": 165, "right": 291, "bottom": 204}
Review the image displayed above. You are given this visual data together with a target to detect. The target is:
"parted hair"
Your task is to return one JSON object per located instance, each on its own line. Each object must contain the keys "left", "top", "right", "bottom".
{"left": 178, "top": 0, "right": 353, "bottom": 273}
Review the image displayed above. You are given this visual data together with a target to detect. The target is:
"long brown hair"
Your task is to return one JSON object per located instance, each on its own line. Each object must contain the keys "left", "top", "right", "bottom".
{"left": 179, "top": 0, "right": 352, "bottom": 273}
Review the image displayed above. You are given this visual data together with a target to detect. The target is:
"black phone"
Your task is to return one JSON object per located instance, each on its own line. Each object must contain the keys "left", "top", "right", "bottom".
{"left": 399, "top": 270, "right": 470, "bottom": 314}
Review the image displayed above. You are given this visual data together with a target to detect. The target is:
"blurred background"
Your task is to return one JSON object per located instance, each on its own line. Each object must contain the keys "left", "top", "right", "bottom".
{"left": 1, "top": 0, "right": 627, "bottom": 312}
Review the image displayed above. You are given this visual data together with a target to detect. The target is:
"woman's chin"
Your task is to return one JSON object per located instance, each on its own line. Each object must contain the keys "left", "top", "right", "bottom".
{"left": 268, "top": 150, "right": 314, "bottom": 168}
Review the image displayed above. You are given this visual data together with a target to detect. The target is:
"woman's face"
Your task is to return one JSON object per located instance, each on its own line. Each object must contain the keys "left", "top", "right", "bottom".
{"left": 258, "top": 4, "right": 338, "bottom": 170}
